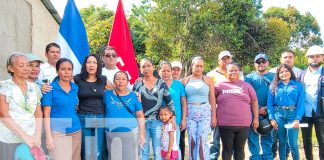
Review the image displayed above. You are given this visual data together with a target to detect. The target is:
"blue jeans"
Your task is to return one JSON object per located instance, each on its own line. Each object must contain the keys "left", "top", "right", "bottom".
{"left": 209, "top": 127, "right": 221, "bottom": 160}
{"left": 140, "top": 120, "right": 162, "bottom": 160}
{"left": 78, "top": 113, "right": 105, "bottom": 160}
{"left": 274, "top": 108, "right": 299, "bottom": 160}
{"left": 248, "top": 116, "right": 273, "bottom": 160}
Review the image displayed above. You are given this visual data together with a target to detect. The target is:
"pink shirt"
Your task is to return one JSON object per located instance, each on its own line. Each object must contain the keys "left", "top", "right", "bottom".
{"left": 215, "top": 80, "right": 257, "bottom": 127}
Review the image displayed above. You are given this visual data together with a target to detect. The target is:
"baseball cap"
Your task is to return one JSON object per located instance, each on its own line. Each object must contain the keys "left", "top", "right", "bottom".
{"left": 218, "top": 51, "right": 233, "bottom": 60}
{"left": 306, "top": 45, "right": 324, "bottom": 56}
{"left": 254, "top": 53, "right": 269, "bottom": 62}
{"left": 171, "top": 61, "right": 182, "bottom": 69}
{"left": 25, "top": 53, "right": 44, "bottom": 63}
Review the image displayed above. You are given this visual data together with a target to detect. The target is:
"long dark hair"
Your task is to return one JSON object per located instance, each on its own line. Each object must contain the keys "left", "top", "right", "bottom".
{"left": 271, "top": 64, "right": 296, "bottom": 94}
{"left": 80, "top": 54, "right": 104, "bottom": 84}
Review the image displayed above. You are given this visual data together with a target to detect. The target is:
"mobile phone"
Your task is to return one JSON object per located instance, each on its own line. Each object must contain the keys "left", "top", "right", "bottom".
{"left": 42, "top": 79, "right": 49, "bottom": 83}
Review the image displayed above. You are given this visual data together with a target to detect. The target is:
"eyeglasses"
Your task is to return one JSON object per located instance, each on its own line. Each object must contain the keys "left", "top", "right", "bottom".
{"left": 256, "top": 60, "right": 267, "bottom": 64}
{"left": 104, "top": 54, "right": 117, "bottom": 58}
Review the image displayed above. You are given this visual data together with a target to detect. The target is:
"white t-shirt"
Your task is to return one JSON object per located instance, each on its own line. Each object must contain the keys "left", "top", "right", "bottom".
{"left": 102, "top": 67, "right": 133, "bottom": 90}
{"left": 38, "top": 62, "right": 57, "bottom": 83}
{"left": 102, "top": 67, "right": 120, "bottom": 84}
{"left": 161, "top": 123, "right": 178, "bottom": 152}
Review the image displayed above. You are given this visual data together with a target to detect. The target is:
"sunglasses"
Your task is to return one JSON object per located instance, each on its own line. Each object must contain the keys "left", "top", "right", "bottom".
{"left": 256, "top": 60, "right": 267, "bottom": 64}
{"left": 104, "top": 54, "right": 117, "bottom": 58}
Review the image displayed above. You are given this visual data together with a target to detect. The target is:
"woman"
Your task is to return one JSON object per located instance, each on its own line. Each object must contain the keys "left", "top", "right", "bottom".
{"left": 104, "top": 71, "right": 146, "bottom": 160}
{"left": 215, "top": 62, "right": 259, "bottom": 160}
{"left": 133, "top": 58, "right": 176, "bottom": 160}
{"left": 25, "top": 53, "right": 44, "bottom": 87}
{"left": 159, "top": 60, "right": 187, "bottom": 160}
{"left": 182, "top": 56, "right": 216, "bottom": 160}
{"left": 74, "top": 54, "right": 113, "bottom": 159}
{"left": 41, "top": 58, "right": 81, "bottom": 160}
{"left": 267, "top": 64, "right": 305, "bottom": 160}
{"left": 0, "top": 53, "right": 42, "bottom": 159}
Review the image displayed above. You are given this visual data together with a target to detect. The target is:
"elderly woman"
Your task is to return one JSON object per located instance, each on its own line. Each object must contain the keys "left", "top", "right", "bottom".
{"left": 215, "top": 62, "right": 259, "bottom": 160}
{"left": 182, "top": 56, "right": 216, "bottom": 160}
{"left": 267, "top": 64, "right": 305, "bottom": 160}
{"left": 0, "top": 52, "right": 43, "bottom": 159}
{"left": 133, "top": 58, "right": 176, "bottom": 160}
{"left": 42, "top": 58, "right": 81, "bottom": 160}
{"left": 105, "top": 71, "right": 145, "bottom": 160}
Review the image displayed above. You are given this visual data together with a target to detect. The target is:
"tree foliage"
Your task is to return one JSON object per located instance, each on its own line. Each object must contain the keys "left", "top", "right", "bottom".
{"left": 79, "top": 1, "right": 322, "bottom": 73}
{"left": 80, "top": 5, "right": 114, "bottom": 54}
{"left": 264, "top": 5, "right": 323, "bottom": 48}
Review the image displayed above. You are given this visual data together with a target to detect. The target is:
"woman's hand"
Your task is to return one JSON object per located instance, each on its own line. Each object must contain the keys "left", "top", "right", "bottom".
{"left": 292, "top": 120, "right": 300, "bottom": 128}
{"left": 138, "top": 133, "right": 146, "bottom": 149}
{"left": 134, "top": 92, "right": 142, "bottom": 102}
{"left": 180, "top": 120, "right": 186, "bottom": 131}
{"left": 270, "top": 120, "right": 278, "bottom": 130}
{"left": 211, "top": 116, "right": 217, "bottom": 128}
{"left": 252, "top": 117, "right": 259, "bottom": 130}
{"left": 41, "top": 83, "right": 52, "bottom": 93}
{"left": 46, "top": 135, "right": 55, "bottom": 152}
{"left": 23, "top": 134, "right": 36, "bottom": 148}
{"left": 34, "top": 135, "right": 42, "bottom": 147}
{"left": 166, "top": 152, "right": 171, "bottom": 160}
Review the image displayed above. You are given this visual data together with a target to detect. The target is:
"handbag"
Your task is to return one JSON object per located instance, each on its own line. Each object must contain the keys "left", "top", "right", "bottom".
{"left": 115, "top": 90, "right": 135, "bottom": 117}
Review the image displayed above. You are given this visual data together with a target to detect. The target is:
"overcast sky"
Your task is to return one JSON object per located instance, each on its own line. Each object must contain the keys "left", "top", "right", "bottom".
{"left": 50, "top": 0, "right": 324, "bottom": 41}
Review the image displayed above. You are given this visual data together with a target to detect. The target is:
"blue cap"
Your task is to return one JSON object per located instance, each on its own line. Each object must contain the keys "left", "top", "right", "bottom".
{"left": 14, "top": 143, "right": 34, "bottom": 160}
{"left": 254, "top": 53, "right": 269, "bottom": 62}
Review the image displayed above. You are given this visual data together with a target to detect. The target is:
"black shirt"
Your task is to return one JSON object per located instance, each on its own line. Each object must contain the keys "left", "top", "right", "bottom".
{"left": 74, "top": 74, "right": 107, "bottom": 114}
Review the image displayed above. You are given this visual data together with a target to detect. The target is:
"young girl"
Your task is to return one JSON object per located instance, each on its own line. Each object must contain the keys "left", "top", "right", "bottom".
{"left": 159, "top": 106, "right": 179, "bottom": 160}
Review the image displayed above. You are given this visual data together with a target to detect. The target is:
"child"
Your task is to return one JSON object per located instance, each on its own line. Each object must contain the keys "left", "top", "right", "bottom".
{"left": 159, "top": 106, "right": 179, "bottom": 160}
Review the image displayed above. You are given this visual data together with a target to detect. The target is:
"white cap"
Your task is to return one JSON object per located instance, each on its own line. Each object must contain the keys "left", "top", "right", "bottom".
{"left": 171, "top": 61, "right": 182, "bottom": 69}
{"left": 306, "top": 45, "right": 324, "bottom": 56}
{"left": 218, "top": 50, "right": 233, "bottom": 60}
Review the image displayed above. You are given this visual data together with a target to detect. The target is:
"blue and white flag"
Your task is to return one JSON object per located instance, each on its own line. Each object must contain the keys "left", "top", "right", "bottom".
{"left": 55, "top": 0, "right": 89, "bottom": 75}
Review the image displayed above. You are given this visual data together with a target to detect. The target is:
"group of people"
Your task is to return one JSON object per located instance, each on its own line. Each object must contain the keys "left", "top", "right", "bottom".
{"left": 0, "top": 42, "right": 323, "bottom": 160}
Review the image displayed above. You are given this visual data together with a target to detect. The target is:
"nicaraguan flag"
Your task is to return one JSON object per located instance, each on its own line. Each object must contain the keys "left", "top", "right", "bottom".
{"left": 55, "top": 0, "right": 89, "bottom": 75}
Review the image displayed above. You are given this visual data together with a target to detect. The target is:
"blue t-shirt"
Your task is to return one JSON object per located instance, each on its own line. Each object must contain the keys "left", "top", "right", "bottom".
{"left": 245, "top": 71, "right": 274, "bottom": 108}
{"left": 169, "top": 80, "right": 186, "bottom": 125}
{"left": 267, "top": 80, "right": 305, "bottom": 120}
{"left": 41, "top": 78, "right": 81, "bottom": 134}
{"left": 104, "top": 90, "right": 142, "bottom": 132}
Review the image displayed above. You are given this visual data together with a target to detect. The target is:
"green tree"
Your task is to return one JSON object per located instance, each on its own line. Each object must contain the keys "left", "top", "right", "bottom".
{"left": 80, "top": 5, "right": 114, "bottom": 54}
{"left": 264, "top": 5, "right": 323, "bottom": 48}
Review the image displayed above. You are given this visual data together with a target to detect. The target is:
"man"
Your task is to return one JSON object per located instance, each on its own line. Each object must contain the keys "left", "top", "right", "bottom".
{"left": 38, "top": 43, "right": 61, "bottom": 83}
{"left": 101, "top": 46, "right": 120, "bottom": 83}
{"left": 245, "top": 53, "right": 274, "bottom": 160}
{"left": 299, "top": 45, "right": 324, "bottom": 160}
{"left": 171, "top": 61, "right": 182, "bottom": 80}
{"left": 269, "top": 50, "right": 302, "bottom": 78}
{"left": 207, "top": 50, "right": 243, "bottom": 160}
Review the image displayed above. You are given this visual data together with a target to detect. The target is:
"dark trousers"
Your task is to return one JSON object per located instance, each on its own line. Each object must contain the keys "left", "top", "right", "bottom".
{"left": 219, "top": 126, "right": 249, "bottom": 160}
{"left": 179, "top": 129, "right": 186, "bottom": 160}
{"left": 301, "top": 116, "right": 324, "bottom": 160}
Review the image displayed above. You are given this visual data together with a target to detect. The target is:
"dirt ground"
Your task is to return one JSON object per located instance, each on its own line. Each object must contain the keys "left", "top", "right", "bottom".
{"left": 150, "top": 132, "right": 320, "bottom": 160}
